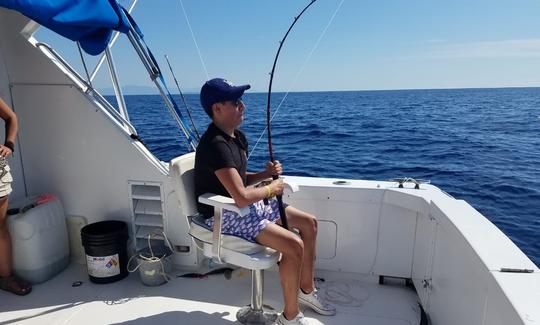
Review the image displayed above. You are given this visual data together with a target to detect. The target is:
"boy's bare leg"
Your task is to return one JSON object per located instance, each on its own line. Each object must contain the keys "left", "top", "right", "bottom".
{"left": 281, "top": 206, "right": 318, "bottom": 293}
{"left": 256, "top": 223, "right": 304, "bottom": 320}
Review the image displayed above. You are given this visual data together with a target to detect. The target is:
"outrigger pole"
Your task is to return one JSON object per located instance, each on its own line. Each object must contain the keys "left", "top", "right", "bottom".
{"left": 164, "top": 54, "right": 201, "bottom": 140}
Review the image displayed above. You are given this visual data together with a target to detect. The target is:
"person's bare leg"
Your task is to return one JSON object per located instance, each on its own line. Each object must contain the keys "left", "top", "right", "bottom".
{"left": 0, "top": 195, "right": 12, "bottom": 277}
{"left": 0, "top": 195, "right": 31, "bottom": 296}
{"left": 256, "top": 223, "right": 304, "bottom": 320}
{"left": 282, "top": 206, "right": 317, "bottom": 293}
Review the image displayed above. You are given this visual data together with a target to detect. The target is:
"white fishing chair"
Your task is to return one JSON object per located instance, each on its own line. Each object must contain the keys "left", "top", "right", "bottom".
{"left": 170, "top": 152, "right": 298, "bottom": 324}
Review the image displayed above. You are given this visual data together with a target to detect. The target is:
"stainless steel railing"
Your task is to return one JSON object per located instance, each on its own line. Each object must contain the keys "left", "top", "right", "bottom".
{"left": 35, "top": 42, "right": 139, "bottom": 137}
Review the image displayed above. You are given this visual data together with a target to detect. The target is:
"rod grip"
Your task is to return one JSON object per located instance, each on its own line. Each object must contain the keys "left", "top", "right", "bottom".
{"left": 271, "top": 174, "right": 289, "bottom": 230}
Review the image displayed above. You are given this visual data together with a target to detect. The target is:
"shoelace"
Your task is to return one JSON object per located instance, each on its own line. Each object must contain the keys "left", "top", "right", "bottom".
{"left": 295, "top": 314, "right": 309, "bottom": 325}
{"left": 280, "top": 313, "right": 308, "bottom": 325}
{"left": 312, "top": 290, "right": 331, "bottom": 309}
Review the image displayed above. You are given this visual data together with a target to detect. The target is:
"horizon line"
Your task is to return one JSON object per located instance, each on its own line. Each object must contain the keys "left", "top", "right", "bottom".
{"left": 102, "top": 85, "right": 540, "bottom": 96}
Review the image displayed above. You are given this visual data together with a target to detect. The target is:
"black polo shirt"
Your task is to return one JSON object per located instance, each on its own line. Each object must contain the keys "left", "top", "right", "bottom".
{"left": 194, "top": 123, "right": 248, "bottom": 217}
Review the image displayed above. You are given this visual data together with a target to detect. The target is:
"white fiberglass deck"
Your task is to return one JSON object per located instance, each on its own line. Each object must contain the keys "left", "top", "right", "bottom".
{"left": 0, "top": 264, "right": 421, "bottom": 325}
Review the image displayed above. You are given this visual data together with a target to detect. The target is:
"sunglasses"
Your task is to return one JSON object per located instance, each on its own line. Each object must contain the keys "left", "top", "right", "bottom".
{"left": 223, "top": 97, "right": 243, "bottom": 108}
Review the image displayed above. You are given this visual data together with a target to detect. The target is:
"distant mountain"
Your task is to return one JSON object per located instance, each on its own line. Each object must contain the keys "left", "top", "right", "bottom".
{"left": 98, "top": 85, "right": 199, "bottom": 96}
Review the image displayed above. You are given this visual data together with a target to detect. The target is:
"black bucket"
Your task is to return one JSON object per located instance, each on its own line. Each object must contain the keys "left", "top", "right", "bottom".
{"left": 81, "top": 220, "right": 129, "bottom": 284}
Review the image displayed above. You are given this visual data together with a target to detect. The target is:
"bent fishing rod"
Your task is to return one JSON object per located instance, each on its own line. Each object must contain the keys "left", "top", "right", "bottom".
{"left": 266, "top": 0, "right": 317, "bottom": 230}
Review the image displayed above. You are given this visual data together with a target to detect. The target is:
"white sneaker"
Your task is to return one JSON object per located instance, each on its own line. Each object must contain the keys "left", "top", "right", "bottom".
{"left": 298, "top": 288, "right": 337, "bottom": 316}
{"left": 277, "top": 311, "right": 309, "bottom": 325}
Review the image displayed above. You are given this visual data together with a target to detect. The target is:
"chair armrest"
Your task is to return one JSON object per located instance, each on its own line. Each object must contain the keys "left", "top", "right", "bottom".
{"left": 198, "top": 192, "right": 249, "bottom": 263}
{"left": 198, "top": 193, "right": 250, "bottom": 216}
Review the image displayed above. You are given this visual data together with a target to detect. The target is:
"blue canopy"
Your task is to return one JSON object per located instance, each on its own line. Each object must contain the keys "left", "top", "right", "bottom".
{"left": 0, "top": 0, "right": 130, "bottom": 55}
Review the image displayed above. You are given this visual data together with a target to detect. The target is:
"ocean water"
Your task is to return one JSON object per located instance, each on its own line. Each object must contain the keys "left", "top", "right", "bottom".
{"left": 114, "top": 87, "right": 540, "bottom": 267}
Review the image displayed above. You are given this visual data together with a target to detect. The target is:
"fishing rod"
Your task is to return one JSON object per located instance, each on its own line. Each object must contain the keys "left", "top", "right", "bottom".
{"left": 266, "top": 0, "right": 317, "bottom": 230}
{"left": 164, "top": 54, "right": 201, "bottom": 140}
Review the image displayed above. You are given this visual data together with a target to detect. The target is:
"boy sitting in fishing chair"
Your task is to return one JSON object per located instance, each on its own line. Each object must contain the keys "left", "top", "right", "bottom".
{"left": 194, "top": 78, "right": 336, "bottom": 325}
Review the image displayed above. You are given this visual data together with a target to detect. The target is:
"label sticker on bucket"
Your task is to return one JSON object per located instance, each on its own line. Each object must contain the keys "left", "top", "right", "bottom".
{"left": 86, "top": 254, "right": 120, "bottom": 278}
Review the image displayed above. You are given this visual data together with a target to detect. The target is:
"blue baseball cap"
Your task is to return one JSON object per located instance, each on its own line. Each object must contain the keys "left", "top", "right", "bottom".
{"left": 200, "top": 78, "right": 251, "bottom": 115}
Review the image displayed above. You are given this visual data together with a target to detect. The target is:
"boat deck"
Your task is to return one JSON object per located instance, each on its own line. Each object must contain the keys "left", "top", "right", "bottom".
{"left": 0, "top": 264, "right": 421, "bottom": 324}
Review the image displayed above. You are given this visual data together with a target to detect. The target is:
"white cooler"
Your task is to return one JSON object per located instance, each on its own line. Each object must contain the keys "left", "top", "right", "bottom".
{"left": 7, "top": 195, "right": 69, "bottom": 284}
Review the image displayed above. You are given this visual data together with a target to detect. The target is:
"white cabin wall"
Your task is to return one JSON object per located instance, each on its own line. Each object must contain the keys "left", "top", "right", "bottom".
{"left": 0, "top": 10, "right": 159, "bottom": 222}
{"left": 0, "top": 11, "right": 75, "bottom": 87}
{"left": 0, "top": 10, "right": 28, "bottom": 200}
{"left": 0, "top": 9, "right": 198, "bottom": 267}
{"left": 11, "top": 85, "right": 166, "bottom": 220}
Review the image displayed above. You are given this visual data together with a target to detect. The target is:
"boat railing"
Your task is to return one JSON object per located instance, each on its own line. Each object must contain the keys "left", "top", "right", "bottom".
{"left": 34, "top": 42, "right": 139, "bottom": 138}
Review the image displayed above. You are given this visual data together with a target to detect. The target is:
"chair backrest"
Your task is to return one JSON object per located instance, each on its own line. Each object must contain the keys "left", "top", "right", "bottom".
{"left": 170, "top": 152, "right": 197, "bottom": 218}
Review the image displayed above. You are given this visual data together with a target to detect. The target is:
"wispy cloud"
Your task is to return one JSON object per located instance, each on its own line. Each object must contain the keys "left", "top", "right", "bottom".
{"left": 428, "top": 39, "right": 540, "bottom": 59}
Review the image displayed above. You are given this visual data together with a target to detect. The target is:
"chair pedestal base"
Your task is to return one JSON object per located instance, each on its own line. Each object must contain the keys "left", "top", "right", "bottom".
{"left": 236, "top": 269, "right": 278, "bottom": 324}
{"left": 237, "top": 305, "right": 278, "bottom": 324}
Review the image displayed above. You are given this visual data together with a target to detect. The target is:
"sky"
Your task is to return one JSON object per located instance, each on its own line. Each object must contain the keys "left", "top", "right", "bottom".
{"left": 35, "top": 0, "right": 540, "bottom": 93}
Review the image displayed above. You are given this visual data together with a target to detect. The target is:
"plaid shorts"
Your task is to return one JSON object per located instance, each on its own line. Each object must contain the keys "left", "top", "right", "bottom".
{"left": 0, "top": 159, "right": 13, "bottom": 197}
{"left": 204, "top": 198, "right": 284, "bottom": 243}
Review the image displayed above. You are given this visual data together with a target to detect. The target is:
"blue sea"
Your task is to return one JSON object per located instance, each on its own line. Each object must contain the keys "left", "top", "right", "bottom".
{"left": 113, "top": 88, "right": 540, "bottom": 267}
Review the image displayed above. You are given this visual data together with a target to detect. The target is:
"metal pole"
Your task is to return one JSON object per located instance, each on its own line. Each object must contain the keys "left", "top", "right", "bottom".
{"left": 126, "top": 30, "right": 197, "bottom": 151}
{"left": 35, "top": 43, "right": 138, "bottom": 136}
{"left": 126, "top": 31, "right": 159, "bottom": 79}
{"left": 252, "top": 270, "right": 264, "bottom": 311}
{"left": 104, "top": 48, "right": 130, "bottom": 123}
{"left": 90, "top": 0, "right": 139, "bottom": 81}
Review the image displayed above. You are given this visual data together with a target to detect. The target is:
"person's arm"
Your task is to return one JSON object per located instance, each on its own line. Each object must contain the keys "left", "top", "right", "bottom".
{"left": 246, "top": 160, "right": 282, "bottom": 186}
{"left": 215, "top": 167, "right": 283, "bottom": 208}
{"left": 246, "top": 171, "right": 271, "bottom": 186}
{"left": 0, "top": 97, "right": 18, "bottom": 157}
